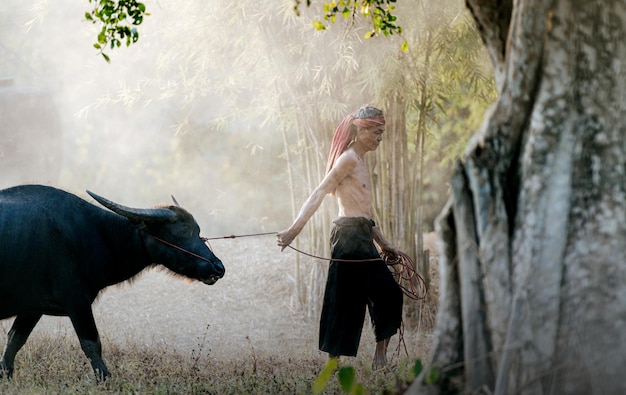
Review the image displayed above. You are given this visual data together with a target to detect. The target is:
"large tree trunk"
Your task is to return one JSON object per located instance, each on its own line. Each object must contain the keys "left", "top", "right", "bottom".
{"left": 407, "top": 0, "right": 626, "bottom": 394}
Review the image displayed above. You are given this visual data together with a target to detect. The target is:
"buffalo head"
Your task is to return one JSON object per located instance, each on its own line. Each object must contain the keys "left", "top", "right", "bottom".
{"left": 87, "top": 191, "right": 225, "bottom": 285}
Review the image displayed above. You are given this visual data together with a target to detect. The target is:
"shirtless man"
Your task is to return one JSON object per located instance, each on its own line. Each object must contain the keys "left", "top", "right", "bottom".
{"left": 277, "top": 105, "right": 403, "bottom": 369}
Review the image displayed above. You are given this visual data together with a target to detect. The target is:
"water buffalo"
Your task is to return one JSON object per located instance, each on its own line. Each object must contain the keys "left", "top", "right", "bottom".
{"left": 0, "top": 184, "right": 225, "bottom": 380}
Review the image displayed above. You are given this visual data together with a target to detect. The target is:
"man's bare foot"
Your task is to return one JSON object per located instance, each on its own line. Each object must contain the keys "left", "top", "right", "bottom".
{"left": 373, "top": 338, "right": 390, "bottom": 370}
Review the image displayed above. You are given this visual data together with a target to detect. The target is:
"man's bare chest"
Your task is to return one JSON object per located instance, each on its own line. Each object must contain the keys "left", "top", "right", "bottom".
{"left": 337, "top": 164, "right": 371, "bottom": 196}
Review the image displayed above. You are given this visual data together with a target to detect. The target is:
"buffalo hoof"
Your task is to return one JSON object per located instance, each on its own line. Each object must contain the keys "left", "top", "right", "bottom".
{"left": 0, "top": 365, "right": 13, "bottom": 379}
{"left": 94, "top": 366, "right": 111, "bottom": 383}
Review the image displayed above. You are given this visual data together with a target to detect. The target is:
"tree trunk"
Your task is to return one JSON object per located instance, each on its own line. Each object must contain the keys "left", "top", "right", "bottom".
{"left": 407, "top": 0, "right": 626, "bottom": 393}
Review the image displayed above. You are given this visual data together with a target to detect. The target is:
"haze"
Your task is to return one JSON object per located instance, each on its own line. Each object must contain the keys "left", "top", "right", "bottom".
{"left": 1, "top": 0, "right": 376, "bottom": 235}
{"left": 1, "top": 0, "right": 458, "bottom": 245}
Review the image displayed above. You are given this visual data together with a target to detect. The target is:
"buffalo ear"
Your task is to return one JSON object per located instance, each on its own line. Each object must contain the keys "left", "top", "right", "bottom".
{"left": 87, "top": 190, "right": 177, "bottom": 222}
{"left": 171, "top": 195, "right": 180, "bottom": 207}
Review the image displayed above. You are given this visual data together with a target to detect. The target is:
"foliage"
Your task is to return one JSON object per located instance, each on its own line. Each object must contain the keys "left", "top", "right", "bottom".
{"left": 83, "top": 0, "right": 407, "bottom": 62}
{"left": 84, "top": 0, "right": 148, "bottom": 62}
{"left": 298, "top": 0, "right": 408, "bottom": 52}
{"left": 313, "top": 358, "right": 425, "bottom": 394}
{"left": 312, "top": 357, "right": 338, "bottom": 393}
{"left": 304, "top": 0, "right": 402, "bottom": 38}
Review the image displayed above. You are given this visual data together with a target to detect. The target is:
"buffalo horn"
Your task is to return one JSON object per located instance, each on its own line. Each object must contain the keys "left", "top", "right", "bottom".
{"left": 87, "top": 190, "right": 177, "bottom": 222}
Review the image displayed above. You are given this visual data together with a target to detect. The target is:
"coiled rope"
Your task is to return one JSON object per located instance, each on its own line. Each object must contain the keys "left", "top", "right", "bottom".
{"left": 381, "top": 251, "right": 428, "bottom": 301}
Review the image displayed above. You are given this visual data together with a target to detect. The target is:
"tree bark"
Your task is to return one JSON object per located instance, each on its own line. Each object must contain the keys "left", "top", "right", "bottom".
{"left": 407, "top": 0, "right": 626, "bottom": 393}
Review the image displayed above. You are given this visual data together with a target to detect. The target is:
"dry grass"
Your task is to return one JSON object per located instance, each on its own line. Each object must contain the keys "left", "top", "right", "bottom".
{"left": 0, "top": 237, "right": 437, "bottom": 394}
{"left": 0, "top": 334, "right": 428, "bottom": 394}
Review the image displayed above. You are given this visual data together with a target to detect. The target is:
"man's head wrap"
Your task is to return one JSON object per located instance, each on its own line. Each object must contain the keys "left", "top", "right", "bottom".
{"left": 325, "top": 106, "right": 385, "bottom": 176}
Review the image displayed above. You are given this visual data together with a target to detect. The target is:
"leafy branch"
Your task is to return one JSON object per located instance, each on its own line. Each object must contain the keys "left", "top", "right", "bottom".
{"left": 84, "top": 0, "right": 402, "bottom": 62}
{"left": 84, "top": 0, "right": 148, "bottom": 62}
{"left": 296, "top": 0, "right": 407, "bottom": 51}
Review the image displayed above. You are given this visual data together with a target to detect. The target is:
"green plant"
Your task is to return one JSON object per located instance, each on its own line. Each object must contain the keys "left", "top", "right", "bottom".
{"left": 312, "top": 358, "right": 425, "bottom": 394}
{"left": 304, "top": 0, "right": 408, "bottom": 52}
{"left": 84, "top": 0, "right": 148, "bottom": 62}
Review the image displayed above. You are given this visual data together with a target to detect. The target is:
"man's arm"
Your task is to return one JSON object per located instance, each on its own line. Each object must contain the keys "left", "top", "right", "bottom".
{"left": 372, "top": 225, "right": 400, "bottom": 257}
{"left": 277, "top": 152, "right": 357, "bottom": 250}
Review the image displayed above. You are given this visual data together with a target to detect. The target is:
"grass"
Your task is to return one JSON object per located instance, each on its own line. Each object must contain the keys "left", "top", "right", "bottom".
{"left": 0, "top": 330, "right": 428, "bottom": 394}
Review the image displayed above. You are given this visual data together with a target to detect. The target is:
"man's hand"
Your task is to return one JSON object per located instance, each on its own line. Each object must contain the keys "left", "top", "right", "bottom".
{"left": 276, "top": 228, "right": 298, "bottom": 251}
{"left": 380, "top": 244, "right": 401, "bottom": 260}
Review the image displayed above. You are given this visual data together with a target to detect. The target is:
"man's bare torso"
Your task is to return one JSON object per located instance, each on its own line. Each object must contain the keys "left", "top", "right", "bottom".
{"left": 335, "top": 149, "right": 372, "bottom": 218}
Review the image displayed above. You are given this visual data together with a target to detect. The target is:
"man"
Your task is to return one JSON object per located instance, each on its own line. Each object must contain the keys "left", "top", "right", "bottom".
{"left": 277, "top": 105, "right": 403, "bottom": 369}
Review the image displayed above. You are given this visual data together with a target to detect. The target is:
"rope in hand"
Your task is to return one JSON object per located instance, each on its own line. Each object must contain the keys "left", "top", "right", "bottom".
{"left": 206, "top": 231, "right": 428, "bottom": 301}
{"left": 381, "top": 251, "right": 428, "bottom": 301}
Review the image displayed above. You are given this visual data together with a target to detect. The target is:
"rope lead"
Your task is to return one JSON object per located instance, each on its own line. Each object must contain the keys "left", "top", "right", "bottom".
{"left": 208, "top": 231, "right": 428, "bottom": 300}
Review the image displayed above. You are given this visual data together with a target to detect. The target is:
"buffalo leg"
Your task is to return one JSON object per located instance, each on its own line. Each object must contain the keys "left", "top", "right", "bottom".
{"left": 69, "top": 308, "right": 109, "bottom": 381}
{"left": 0, "top": 312, "right": 42, "bottom": 378}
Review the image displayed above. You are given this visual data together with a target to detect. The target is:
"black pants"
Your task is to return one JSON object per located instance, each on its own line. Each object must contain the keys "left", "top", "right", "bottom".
{"left": 319, "top": 217, "right": 403, "bottom": 357}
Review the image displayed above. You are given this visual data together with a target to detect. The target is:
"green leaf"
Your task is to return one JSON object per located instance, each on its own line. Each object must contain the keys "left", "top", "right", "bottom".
{"left": 401, "top": 40, "right": 409, "bottom": 53}
{"left": 131, "top": 27, "right": 139, "bottom": 43}
{"left": 337, "top": 366, "right": 355, "bottom": 392}
{"left": 98, "top": 27, "right": 107, "bottom": 44}
{"left": 352, "top": 383, "right": 367, "bottom": 395}
{"left": 425, "top": 366, "right": 440, "bottom": 384}
{"left": 312, "top": 358, "right": 338, "bottom": 394}
{"left": 312, "top": 20, "right": 326, "bottom": 30}
{"left": 364, "top": 30, "right": 375, "bottom": 39}
{"left": 101, "top": 52, "right": 110, "bottom": 63}
{"left": 93, "top": 43, "right": 102, "bottom": 49}
{"left": 411, "top": 359, "right": 423, "bottom": 377}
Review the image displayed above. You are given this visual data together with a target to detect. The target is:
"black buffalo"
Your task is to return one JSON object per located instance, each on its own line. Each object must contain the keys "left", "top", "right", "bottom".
{"left": 0, "top": 184, "right": 224, "bottom": 380}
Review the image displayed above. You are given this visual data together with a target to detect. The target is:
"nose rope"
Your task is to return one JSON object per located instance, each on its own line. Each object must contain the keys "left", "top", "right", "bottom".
{"left": 205, "top": 232, "right": 278, "bottom": 240}
{"left": 149, "top": 234, "right": 217, "bottom": 264}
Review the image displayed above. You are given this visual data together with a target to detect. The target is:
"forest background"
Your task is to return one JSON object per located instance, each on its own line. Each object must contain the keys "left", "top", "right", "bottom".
{"left": 0, "top": 0, "right": 494, "bottom": 324}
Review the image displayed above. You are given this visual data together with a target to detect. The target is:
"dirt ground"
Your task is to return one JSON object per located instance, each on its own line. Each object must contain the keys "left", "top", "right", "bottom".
{"left": 1, "top": 236, "right": 434, "bottom": 369}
